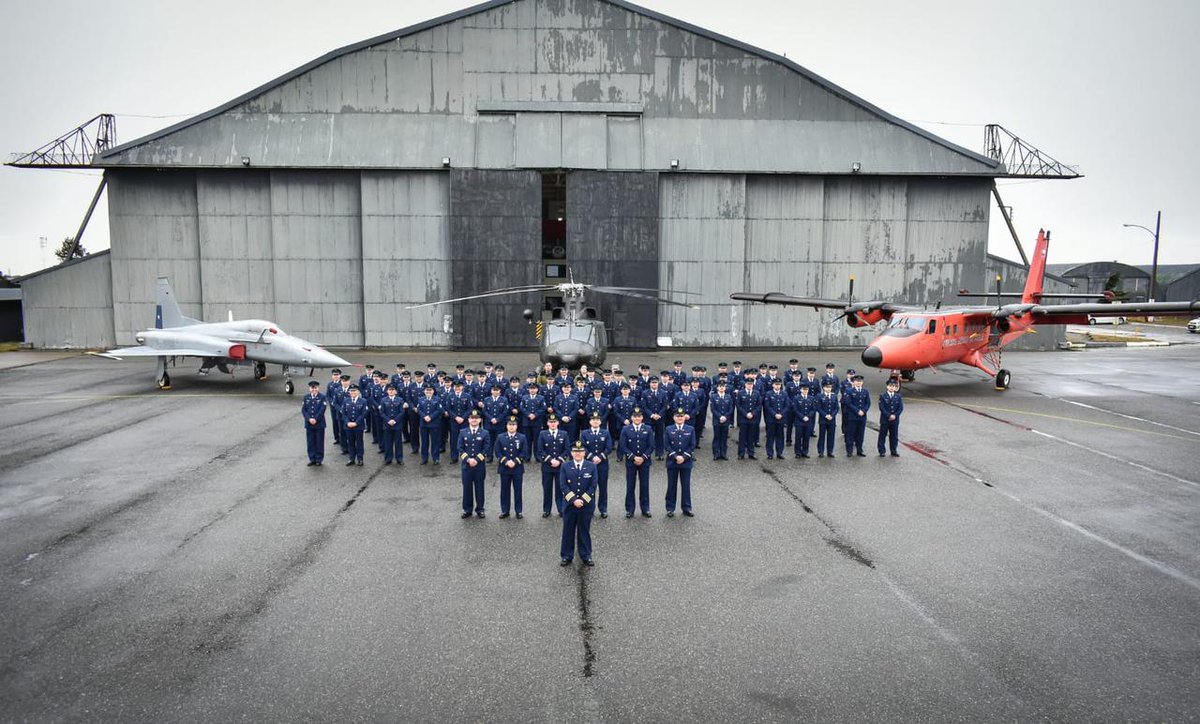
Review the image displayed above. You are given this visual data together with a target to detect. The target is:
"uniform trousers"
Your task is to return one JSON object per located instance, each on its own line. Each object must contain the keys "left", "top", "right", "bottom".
{"left": 499, "top": 466, "right": 524, "bottom": 514}
{"left": 665, "top": 465, "right": 693, "bottom": 513}
{"left": 877, "top": 418, "right": 901, "bottom": 455}
{"left": 711, "top": 422, "right": 730, "bottom": 459}
{"left": 542, "top": 466, "right": 565, "bottom": 514}
{"left": 561, "top": 503, "right": 594, "bottom": 561}
{"left": 625, "top": 460, "right": 651, "bottom": 514}
{"left": 818, "top": 420, "right": 837, "bottom": 455}
{"left": 382, "top": 423, "right": 404, "bottom": 462}
{"left": 305, "top": 424, "right": 325, "bottom": 463}
{"left": 461, "top": 463, "right": 485, "bottom": 514}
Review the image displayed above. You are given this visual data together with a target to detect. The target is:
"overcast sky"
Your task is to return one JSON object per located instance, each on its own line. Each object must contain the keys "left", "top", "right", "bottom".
{"left": 2, "top": 0, "right": 1197, "bottom": 277}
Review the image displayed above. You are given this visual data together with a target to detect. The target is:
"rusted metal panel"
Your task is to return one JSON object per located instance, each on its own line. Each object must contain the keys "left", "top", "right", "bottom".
{"left": 268, "top": 171, "right": 363, "bottom": 346}
{"left": 108, "top": 170, "right": 203, "bottom": 345}
{"left": 361, "top": 171, "right": 451, "bottom": 346}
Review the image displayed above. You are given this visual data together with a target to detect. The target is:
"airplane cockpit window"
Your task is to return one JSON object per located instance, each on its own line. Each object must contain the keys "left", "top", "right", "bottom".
{"left": 881, "top": 316, "right": 924, "bottom": 338}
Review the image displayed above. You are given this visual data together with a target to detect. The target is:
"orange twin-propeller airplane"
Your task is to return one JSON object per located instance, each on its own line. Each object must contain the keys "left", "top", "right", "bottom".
{"left": 732, "top": 230, "right": 1199, "bottom": 389}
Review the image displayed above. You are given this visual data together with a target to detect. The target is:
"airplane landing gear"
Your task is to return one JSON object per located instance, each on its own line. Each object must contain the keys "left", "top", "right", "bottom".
{"left": 254, "top": 362, "right": 268, "bottom": 380}
{"left": 994, "top": 369, "right": 1011, "bottom": 390}
{"left": 283, "top": 365, "right": 294, "bottom": 394}
{"left": 899, "top": 370, "right": 916, "bottom": 382}
{"left": 157, "top": 372, "right": 171, "bottom": 390}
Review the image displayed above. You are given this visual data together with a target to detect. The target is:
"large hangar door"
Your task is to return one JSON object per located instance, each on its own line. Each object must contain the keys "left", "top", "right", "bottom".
{"left": 449, "top": 170, "right": 542, "bottom": 348}
{"left": 567, "top": 171, "right": 660, "bottom": 349}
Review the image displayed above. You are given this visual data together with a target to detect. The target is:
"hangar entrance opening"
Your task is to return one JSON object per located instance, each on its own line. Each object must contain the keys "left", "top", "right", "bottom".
{"left": 541, "top": 171, "right": 567, "bottom": 313}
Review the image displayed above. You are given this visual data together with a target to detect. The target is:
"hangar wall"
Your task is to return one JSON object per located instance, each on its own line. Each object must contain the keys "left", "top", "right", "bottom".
{"left": 21, "top": 252, "right": 114, "bottom": 349}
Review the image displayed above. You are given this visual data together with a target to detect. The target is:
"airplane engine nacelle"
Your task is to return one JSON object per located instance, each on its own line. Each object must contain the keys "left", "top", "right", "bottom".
{"left": 846, "top": 309, "right": 886, "bottom": 328}
{"left": 995, "top": 318, "right": 1011, "bottom": 333}
{"left": 845, "top": 316, "right": 870, "bottom": 329}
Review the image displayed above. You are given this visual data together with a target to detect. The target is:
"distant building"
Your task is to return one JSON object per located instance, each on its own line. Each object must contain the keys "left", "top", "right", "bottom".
{"left": 1051, "top": 262, "right": 1151, "bottom": 302}
{"left": 1163, "top": 267, "right": 1200, "bottom": 304}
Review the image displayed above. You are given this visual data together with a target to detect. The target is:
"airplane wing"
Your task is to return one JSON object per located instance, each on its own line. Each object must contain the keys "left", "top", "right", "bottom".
{"left": 1029, "top": 300, "right": 1200, "bottom": 318}
{"left": 730, "top": 292, "right": 916, "bottom": 314}
{"left": 91, "top": 347, "right": 219, "bottom": 360}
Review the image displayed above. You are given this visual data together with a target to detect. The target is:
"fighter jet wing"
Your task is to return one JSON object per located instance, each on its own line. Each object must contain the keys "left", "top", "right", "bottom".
{"left": 91, "top": 347, "right": 218, "bottom": 360}
{"left": 1029, "top": 300, "right": 1199, "bottom": 317}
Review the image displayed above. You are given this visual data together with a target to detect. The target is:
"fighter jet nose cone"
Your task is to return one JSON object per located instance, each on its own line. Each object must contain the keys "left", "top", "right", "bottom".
{"left": 861, "top": 346, "right": 883, "bottom": 368}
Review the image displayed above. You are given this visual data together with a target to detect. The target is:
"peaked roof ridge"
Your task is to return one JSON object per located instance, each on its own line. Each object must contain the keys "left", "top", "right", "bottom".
{"left": 98, "top": 0, "right": 999, "bottom": 170}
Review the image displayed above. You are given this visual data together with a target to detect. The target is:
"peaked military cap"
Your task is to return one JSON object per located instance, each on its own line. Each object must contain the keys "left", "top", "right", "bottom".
{"left": 847, "top": 368, "right": 857, "bottom": 375}
{"left": 365, "top": 364, "right": 374, "bottom": 369}
{"left": 348, "top": 384, "right": 360, "bottom": 390}
{"left": 772, "top": 378, "right": 783, "bottom": 385}
{"left": 590, "top": 412, "right": 602, "bottom": 420}
{"left": 571, "top": 441, "right": 586, "bottom": 451}
{"left": 468, "top": 409, "right": 481, "bottom": 418}
{"left": 308, "top": 381, "right": 320, "bottom": 388}
{"left": 807, "top": 367, "right": 817, "bottom": 372}
{"left": 331, "top": 368, "right": 342, "bottom": 374}
{"left": 385, "top": 384, "right": 396, "bottom": 391}
{"left": 507, "top": 416, "right": 519, "bottom": 424}
{"left": 340, "top": 375, "right": 351, "bottom": 381}
{"left": 631, "top": 407, "right": 644, "bottom": 415}
{"left": 619, "top": 383, "right": 631, "bottom": 389}
{"left": 789, "top": 358, "right": 799, "bottom": 364}
{"left": 673, "top": 407, "right": 686, "bottom": 415}
{"left": 852, "top": 374, "right": 865, "bottom": 381}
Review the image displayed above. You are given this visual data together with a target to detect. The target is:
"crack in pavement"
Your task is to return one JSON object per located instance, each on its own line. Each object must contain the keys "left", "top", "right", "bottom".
{"left": 758, "top": 465, "right": 875, "bottom": 569}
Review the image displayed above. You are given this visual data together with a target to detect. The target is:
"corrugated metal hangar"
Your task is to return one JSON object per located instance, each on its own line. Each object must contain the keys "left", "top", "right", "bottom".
{"left": 24, "top": 0, "right": 1062, "bottom": 350}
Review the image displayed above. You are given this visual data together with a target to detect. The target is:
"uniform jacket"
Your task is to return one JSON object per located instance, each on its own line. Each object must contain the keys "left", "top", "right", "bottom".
{"left": 735, "top": 388, "right": 762, "bottom": 422}
{"left": 493, "top": 431, "right": 528, "bottom": 469}
{"left": 584, "top": 396, "right": 612, "bottom": 424}
{"left": 302, "top": 392, "right": 327, "bottom": 428}
{"left": 416, "top": 396, "right": 445, "bottom": 428}
{"left": 559, "top": 460, "right": 599, "bottom": 507}
{"left": 611, "top": 395, "right": 638, "bottom": 426}
{"left": 380, "top": 395, "right": 406, "bottom": 426}
{"left": 763, "top": 389, "right": 790, "bottom": 420}
{"left": 445, "top": 392, "right": 474, "bottom": 424}
{"left": 816, "top": 392, "right": 840, "bottom": 422}
{"left": 456, "top": 426, "right": 492, "bottom": 466}
{"left": 518, "top": 393, "right": 548, "bottom": 423}
{"left": 552, "top": 390, "right": 583, "bottom": 426}
{"left": 342, "top": 396, "right": 368, "bottom": 426}
{"left": 619, "top": 424, "right": 654, "bottom": 463}
{"left": 843, "top": 387, "right": 872, "bottom": 417}
{"left": 579, "top": 427, "right": 613, "bottom": 465}
{"left": 878, "top": 390, "right": 904, "bottom": 419}
{"left": 709, "top": 392, "right": 735, "bottom": 424}
{"left": 535, "top": 428, "right": 570, "bottom": 469}
{"left": 791, "top": 393, "right": 818, "bottom": 425}
{"left": 482, "top": 394, "right": 511, "bottom": 427}
{"left": 640, "top": 387, "right": 670, "bottom": 419}
{"left": 664, "top": 424, "right": 697, "bottom": 469}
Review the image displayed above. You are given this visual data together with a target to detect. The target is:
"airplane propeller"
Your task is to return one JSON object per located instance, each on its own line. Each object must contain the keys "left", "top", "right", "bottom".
{"left": 406, "top": 276, "right": 698, "bottom": 310}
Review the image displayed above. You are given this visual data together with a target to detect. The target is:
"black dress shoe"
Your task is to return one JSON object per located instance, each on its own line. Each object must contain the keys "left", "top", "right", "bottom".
{"left": 600, "top": 512, "right": 608, "bottom": 518}
{"left": 583, "top": 559, "right": 594, "bottom": 567}
{"left": 499, "top": 513, "right": 510, "bottom": 519}
{"left": 666, "top": 511, "right": 675, "bottom": 517}
{"left": 625, "top": 512, "right": 633, "bottom": 518}
{"left": 315, "top": 462, "right": 322, "bottom": 466}
{"left": 516, "top": 513, "right": 524, "bottom": 519}
{"left": 307, "top": 461, "right": 316, "bottom": 466}
{"left": 879, "top": 453, "right": 886, "bottom": 457}
{"left": 346, "top": 461, "right": 356, "bottom": 467}
{"left": 891, "top": 452, "right": 900, "bottom": 457}
{"left": 357, "top": 460, "right": 364, "bottom": 466}
{"left": 641, "top": 511, "right": 652, "bottom": 518}
{"left": 461, "top": 512, "right": 472, "bottom": 519}
{"left": 682, "top": 510, "right": 694, "bottom": 517}
{"left": 560, "top": 559, "right": 572, "bottom": 567}
{"left": 857, "top": 452, "right": 866, "bottom": 457}
{"left": 476, "top": 512, "right": 485, "bottom": 518}
{"left": 384, "top": 460, "right": 392, "bottom": 465}
{"left": 420, "top": 461, "right": 428, "bottom": 465}
{"left": 543, "top": 512, "right": 551, "bottom": 518}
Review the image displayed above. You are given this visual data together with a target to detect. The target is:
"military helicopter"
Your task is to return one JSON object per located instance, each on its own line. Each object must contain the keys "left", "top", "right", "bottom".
{"left": 408, "top": 271, "right": 697, "bottom": 368}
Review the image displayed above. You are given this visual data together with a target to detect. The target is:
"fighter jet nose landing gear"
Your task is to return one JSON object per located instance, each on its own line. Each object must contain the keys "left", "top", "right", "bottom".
{"left": 254, "top": 362, "right": 268, "bottom": 380}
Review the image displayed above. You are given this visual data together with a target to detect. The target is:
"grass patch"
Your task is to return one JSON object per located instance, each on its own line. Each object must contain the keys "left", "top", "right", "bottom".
{"left": 0, "top": 342, "right": 21, "bottom": 353}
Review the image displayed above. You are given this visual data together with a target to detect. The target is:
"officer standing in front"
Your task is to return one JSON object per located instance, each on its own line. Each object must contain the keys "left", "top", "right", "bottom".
{"left": 664, "top": 408, "right": 696, "bottom": 517}
{"left": 877, "top": 378, "right": 904, "bottom": 457}
{"left": 494, "top": 416, "right": 528, "bottom": 519}
{"left": 559, "top": 441, "right": 598, "bottom": 566}
{"left": 302, "top": 380, "right": 327, "bottom": 466}
{"left": 619, "top": 408, "right": 654, "bottom": 517}
{"left": 457, "top": 410, "right": 491, "bottom": 518}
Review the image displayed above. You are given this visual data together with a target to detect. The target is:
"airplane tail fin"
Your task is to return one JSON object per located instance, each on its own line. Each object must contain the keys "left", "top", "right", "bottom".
{"left": 1022, "top": 229, "right": 1049, "bottom": 304}
{"left": 155, "top": 277, "right": 201, "bottom": 329}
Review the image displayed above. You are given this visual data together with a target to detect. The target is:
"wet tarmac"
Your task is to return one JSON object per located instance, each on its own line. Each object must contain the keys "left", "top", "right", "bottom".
{"left": 1, "top": 345, "right": 1197, "bottom": 721}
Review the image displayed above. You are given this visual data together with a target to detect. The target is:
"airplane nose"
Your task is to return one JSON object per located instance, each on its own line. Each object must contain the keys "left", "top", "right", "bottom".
{"left": 309, "top": 348, "right": 350, "bottom": 368}
{"left": 861, "top": 346, "right": 883, "bottom": 368}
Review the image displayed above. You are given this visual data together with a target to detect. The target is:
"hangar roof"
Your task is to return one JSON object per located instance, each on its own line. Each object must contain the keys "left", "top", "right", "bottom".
{"left": 97, "top": 0, "right": 1001, "bottom": 175}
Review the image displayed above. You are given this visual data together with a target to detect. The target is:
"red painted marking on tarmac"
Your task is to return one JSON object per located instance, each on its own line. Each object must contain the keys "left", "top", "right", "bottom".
{"left": 905, "top": 441, "right": 950, "bottom": 467}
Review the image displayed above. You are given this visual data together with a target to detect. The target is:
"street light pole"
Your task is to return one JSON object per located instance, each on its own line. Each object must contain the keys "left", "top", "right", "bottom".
{"left": 1122, "top": 210, "right": 1161, "bottom": 302}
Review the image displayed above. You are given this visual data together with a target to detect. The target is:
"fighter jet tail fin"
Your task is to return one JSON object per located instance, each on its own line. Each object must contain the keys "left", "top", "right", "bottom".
{"left": 155, "top": 277, "right": 201, "bottom": 329}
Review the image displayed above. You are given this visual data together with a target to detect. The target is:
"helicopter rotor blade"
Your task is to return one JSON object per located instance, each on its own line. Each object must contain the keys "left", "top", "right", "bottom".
{"left": 406, "top": 285, "right": 554, "bottom": 309}
{"left": 589, "top": 288, "right": 699, "bottom": 309}
{"left": 590, "top": 286, "right": 701, "bottom": 297}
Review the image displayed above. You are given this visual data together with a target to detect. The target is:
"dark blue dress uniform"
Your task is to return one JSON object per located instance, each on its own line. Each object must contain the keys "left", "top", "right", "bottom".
{"left": 816, "top": 389, "right": 839, "bottom": 457}
{"left": 735, "top": 386, "right": 762, "bottom": 459}
{"left": 445, "top": 391, "right": 474, "bottom": 458}
{"left": 790, "top": 391, "right": 818, "bottom": 458}
{"left": 536, "top": 425, "right": 570, "bottom": 515}
{"left": 551, "top": 389, "right": 583, "bottom": 441}
{"left": 664, "top": 422, "right": 696, "bottom": 515}
{"left": 494, "top": 426, "right": 528, "bottom": 516}
{"left": 326, "top": 377, "right": 344, "bottom": 447}
{"left": 379, "top": 393, "right": 406, "bottom": 464}
{"left": 404, "top": 380, "right": 424, "bottom": 454}
{"left": 618, "top": 420, "right": 654, "bottom": 516}
{"left": 583, "top": 394, "right": 611, "bottom": 430}
{"left": 482, "top": 392, "right": 510, "bottom": 440}
{"left": 708, "top": 389, "right": 734, "bottom": 460}
{"left": 610, "top": 393, "right": 638, "bottom": 442}
{"left": 416, "top": 392, "right": 445, "bottom": 464}
{"left": 876, "top": 387, "right": 904, "bottom": 456}
{"left": 302, "top": 389, "right": 327, "bottom": 464}
{"left": 518, "top": 391, "right": 548, "bottom": 457}
{"left": 369, "top": 381, "right": 386, "bottom": 449}
{"left": 559, "top": 456, "right": 598, "bottom": 563}
{"left": 762, "top": 386, "right": 789, "bottom": 459}
{"left": 341, "top": 392, "right": 369, "bottom": 465}
{"left": 579, "top": 423, "right": 613, "bottom": 516}
{"left": 457, "top": 422, "right": 491, "bottom": 517}
{"left": 842, "top": 384, "right": 871, "bottom": 456}
{"left": 640, "top": 385, "right": 670, "bottom": 457}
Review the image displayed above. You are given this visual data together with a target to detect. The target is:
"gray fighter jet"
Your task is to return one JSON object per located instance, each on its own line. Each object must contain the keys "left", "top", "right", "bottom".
{"left": 96, "top": 277, "right": 350, "bottom": 393}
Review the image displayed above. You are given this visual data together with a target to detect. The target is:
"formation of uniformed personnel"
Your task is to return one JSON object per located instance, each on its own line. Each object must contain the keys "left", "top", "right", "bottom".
{"left": 559, "top": 441, "right": 598, "bottom": 566}
{"left": 302, "top": 380, "right": 326, "bottom": 466}
{"left": 536, "top": 416, "right": 570, "bottom": 517}
{"left": 664, "top": 408, "right": 696, "bottom": 517}
{"left": 494, "top": 417, "right": 528, "bottom": 518}
{"left": 877, "top": 378, "right": 904, "bottom": 457}
{"left": 457, "top": 410, "right": 491, "bottom": 518}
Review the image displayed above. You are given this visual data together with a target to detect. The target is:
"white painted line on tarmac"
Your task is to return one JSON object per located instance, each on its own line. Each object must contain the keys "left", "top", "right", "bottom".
{"left": 1028, "top": 429, "right": 1199, "bottom": 490}
{"left": 1057, "top": 398, "right": 1200, "bottom": 438}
